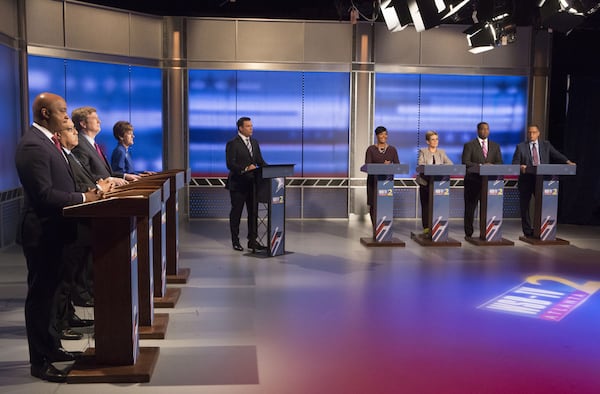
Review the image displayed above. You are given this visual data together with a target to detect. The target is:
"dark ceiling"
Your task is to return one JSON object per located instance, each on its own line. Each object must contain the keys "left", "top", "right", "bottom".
{"left": 76, "top": 0, "right": 600, "bottom": 31}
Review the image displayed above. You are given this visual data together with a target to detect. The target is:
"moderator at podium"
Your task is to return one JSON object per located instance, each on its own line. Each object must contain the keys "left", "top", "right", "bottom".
{"left": 511, "top": 124, "right": 575, "bottom": 238}
{"left": 226, "top": 117, "right": 268, "bottom": 252}
{"left": 365, "top": 126, "right": 400, "bottom": 230}
{"left": 416, "top": 130, "right": 453, "bottom": 236}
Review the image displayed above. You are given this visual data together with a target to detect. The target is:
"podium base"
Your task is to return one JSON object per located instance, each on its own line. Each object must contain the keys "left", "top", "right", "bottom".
{"left": 360, "top": 237, "right": 405, "bottom": 247}
{"left": 465, "top": 237, "right": 514, "bottom": 246}
{"left": 66, "top": 347, "right": 160, "bottom": 384}
{"left": 519, "top": 236, "right": 570, "bottom": 245}
{"left": 167, "top": 267, "right": 191, "bottom": 284}
{"left": 410, "top": 232, "right": 461, "bottom": 247}
{"left": 139, "top": 313, "right": 169, "bottom": 340}
{"left": 154, "top": 287, "right": 181, "bottom": 308}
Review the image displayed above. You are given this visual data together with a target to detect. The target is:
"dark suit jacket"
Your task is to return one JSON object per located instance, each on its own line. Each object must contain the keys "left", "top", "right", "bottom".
{"left": 511, "top": 140, "right": 569, "bottom": 167}
{"left": 462, "top": 138, "right": 503, "bottom": 180}
{"left": 72, "top": 135, "right": 123, "bottom": 180}
{"left": 225, "top": 135, "right": 267, "bottom": 192}
{"left": 15, "top": 126, "right": 82, "bottom": 247}
{"left": 65, "top": 151, "right": 97, "bottom": 192}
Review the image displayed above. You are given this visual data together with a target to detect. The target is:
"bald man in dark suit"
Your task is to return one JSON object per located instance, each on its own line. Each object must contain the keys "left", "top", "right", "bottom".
{"left": 15, "top": 93, "right": 100, "bottom": 382}
{"left": 512, "top": 124, "right": 575, "bottom": 237}
{"left": 461, "top": 122, "right": 503, "bottom": 238}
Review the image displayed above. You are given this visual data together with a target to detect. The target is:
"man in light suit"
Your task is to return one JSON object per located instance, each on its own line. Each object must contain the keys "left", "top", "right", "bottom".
{"left": 512, "top": 124, "right": 575, "bottom": 237}
{"left": 15, "top": 93, "right": 100, "bottom": 382}
{"left": 461, "top": 122, "right": 503, "bottom": 238}
{"left": 71, "top": 107, "right": 138, "bottom": 186}
{"left": 225, "top": 117, "right": 268, "bottom": 251}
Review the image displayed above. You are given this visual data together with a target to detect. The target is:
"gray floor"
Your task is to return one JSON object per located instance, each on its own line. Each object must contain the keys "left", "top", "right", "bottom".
{"left": 1, "top": 218, "right": 600, "bottom": 393}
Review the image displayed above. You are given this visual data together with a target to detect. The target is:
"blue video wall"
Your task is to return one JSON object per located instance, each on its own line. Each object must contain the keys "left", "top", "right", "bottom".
{"left": 0, "top": 44, "right": 21, "bottom": 191}
{"left": 28, "top": 55, "right": 163, "bottom": 172}
{"left": 188, "top": 70, "right": 351, "bottom": 177}
{"left": 374, "top": 73, "right": 528, "bottom": 174}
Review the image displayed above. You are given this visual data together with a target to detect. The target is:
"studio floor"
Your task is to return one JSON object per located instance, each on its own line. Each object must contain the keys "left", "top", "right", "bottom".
{"left": 1, "top": 217, "right": 599, "bottom": 394}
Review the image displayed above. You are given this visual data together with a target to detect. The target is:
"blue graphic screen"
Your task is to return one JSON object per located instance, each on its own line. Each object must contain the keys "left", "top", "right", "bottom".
{"left": 188, "top": 70, "right": 351, "bottom": 177}
{"left": 0, "top": 44, "right": 22, "bottom": 191}
{"left": 27, "top": 55, "right": 163, "bottom": 172}
{"left": 374, "top": 73, "right": 528, "bottom": 173}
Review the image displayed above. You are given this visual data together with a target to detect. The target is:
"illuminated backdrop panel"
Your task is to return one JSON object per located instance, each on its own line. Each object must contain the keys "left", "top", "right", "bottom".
{"left": 27, "top": 55, "right": 163, "bottom": 172}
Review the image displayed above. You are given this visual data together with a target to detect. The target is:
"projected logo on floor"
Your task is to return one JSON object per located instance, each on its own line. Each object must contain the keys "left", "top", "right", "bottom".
{"left": 479, "top": 275, "right": 600, "bottom": 321}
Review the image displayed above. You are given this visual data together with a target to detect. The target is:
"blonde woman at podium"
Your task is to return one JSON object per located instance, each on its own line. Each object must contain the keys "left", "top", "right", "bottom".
{"left": 416, "top": 130, "right": 453, "bottom": 236}
{"left": 364, "top": 126, "right": 399, "bottom": 229}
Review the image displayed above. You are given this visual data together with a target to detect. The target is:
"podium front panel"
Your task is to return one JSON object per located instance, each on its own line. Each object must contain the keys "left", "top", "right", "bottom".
{"left": 482, "top": 178, "right": 505, "bottom": 242}
{"left": 374, "top": 176, "right": 394, "bottom": 242}
{"left": 92, "top": 217, "right": 140, "bottom": 365}
{"left": 539, "top": 179, "right": 559, "bottom": 241}
{"left": 526, "top": 164, "right": 577, "bottom": 176}
{"left": 361, "top": 163, "right": 409, "bottom": 175}
{"left": 431, "top": 178, "right": 450, "bottom": 242}
{"left": 417, "top": 164, "right": 466, "bottom": 176}
{"left": 268, "top": 178, "right": 286, "bottom": 256}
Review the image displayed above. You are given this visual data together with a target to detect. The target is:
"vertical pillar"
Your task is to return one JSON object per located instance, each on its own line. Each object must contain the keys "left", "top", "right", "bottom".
{"left": 349, "top": 23, "right": 375, "bottom": 217}
{"left": 163, "top": 16, "right": 189, "bottom": 216}
{"left": 529, "top": 29, "right": 552, "bottom": 138}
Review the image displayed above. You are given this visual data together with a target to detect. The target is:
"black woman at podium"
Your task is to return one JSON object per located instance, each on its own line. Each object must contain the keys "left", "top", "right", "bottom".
{"left": 511, "top": 124, "right": 575, "bottom": 238}
{"left": 225, "top": 117, "right": 268, "bottom": 252}
{"left": 365, "top": 126, "right": 400, "bottom": 229}
{"left": 416, "top": 130, "right": 453, "bottom": 236}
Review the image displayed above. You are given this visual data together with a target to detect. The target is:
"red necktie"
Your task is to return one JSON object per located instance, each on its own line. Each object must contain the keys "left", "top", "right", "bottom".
{"left": 94, "top": 142, "right": 104, "bottom": 159}
{"left": 51, "top": 135, "right": 62, "bottom": 151}
{"left": 532, "top": 142, "right": 539, "bottom": 165}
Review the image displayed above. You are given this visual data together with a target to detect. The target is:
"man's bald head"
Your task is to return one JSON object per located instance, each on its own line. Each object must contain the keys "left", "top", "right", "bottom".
{"left": 32, "top": 92, "right": 69, "bottom": 133}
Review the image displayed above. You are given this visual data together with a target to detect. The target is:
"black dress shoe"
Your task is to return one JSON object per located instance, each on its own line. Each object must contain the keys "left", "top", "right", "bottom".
{"left": 31, "top": 362, "right": 69, "bottom": 382}
{"left": 61, "top": 328, "right": 83, "bottom": 340}
{"left": 232, "top": 242, "right": 243, "bottom": 251}
{"left": 247, "top": 241, "right": 267, "bottom": 251}
{"left": 68, "top": 314, "right": 94, "bottom": 328}
{"left": 72, "top": 297, "right": 94, "bottom": 307}
{"left": 47, "top": 347, "right": 82, "bottom": 362}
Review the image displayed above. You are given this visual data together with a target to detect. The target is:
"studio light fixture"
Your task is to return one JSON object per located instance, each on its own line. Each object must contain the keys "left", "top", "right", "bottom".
{"left": 538, "top": 0, "right": 600, "bottom": 32}
{"left": 379, "top": 0, "right": 412, "bottom": 32}
{"left": 464, "top": 22, "right": 497, "bottom": 53}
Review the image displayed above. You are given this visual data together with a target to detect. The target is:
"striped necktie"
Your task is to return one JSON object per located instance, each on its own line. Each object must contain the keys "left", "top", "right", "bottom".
{"left": 245, "top": 138, "right": 253, "bottom": 157}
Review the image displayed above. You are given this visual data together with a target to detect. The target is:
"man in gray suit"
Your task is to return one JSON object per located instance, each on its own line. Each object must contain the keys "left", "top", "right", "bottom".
{"left": 71, "top": 107, "right": 139, "bottom": 186}
{"left": 511, "top": 124, "right": 575, "bottom": 237}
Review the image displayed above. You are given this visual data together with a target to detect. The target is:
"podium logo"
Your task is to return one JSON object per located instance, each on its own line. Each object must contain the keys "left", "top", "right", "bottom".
{"left": 479, "top": 275, "right": 600, "bottom": 321}
{"left": 272, "top": 196, "right": 284, "bottom": 204}
{"left": 544, "top": 188, "right": 558, "bottom": 196}
{"left": 434, "top": 188, "right": 449, "bottom": 196}
{"left": 378, "top": 189, "right": 393, "bottom": 196}
{"left": 488, "top": 188, "right": 503, "bottom": 196}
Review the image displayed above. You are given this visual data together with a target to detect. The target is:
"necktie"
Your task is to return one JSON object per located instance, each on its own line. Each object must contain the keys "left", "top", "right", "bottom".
{"left": 532, "top": 142, "right": 539, "bottom": 165}
{"left": 51, "top": 135, "right": 61, "bottom": 151}
{"left": 94, "top": 142, "right": 104, "bottom": 159}
{"left": 245, "top": 138, "right": 253, "bottom": 157}
{"left": 482, "top": 140, "right": 488, "bottom": 159}
{"left": 432, "top": 154, "right": 436, "bottom": 165}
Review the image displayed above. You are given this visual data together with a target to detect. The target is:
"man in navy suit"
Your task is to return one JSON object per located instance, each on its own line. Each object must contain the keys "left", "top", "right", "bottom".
{"left": 15, "top": 93, "right": 100, "bottom": 382}
{"left": 461, "top": 122, "right": 503, "bottom": 238}
{"left": 512, "top": 124, "right": 575, "bottom": 237}
{"left": 225, "top": 117, "right": 268, "bottom": 251}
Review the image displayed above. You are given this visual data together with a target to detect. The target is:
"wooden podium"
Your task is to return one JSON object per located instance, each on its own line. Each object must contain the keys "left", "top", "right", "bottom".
{"left": 63, "top": 192, "right": 161, "bottom": 383}
{"left": 519, "top": 164, "right": 577, "bottom": 245}
{"left": 411, "top": 164, "right": 465, "bottom": 247}
{"left": 143, "top": 169, "right": 191, "bottom": 283}
{"left": 360, "top": 163, "right": 409, "bottom": 247}
{"left": 465, "top": 164, "right": 520, "bottom": 246}
{"left": 254, "top": 164, "right": 295, "bottom": 256}
{"left": 114, "top": 177, "right": 180, "bottom": 308}
{"left": 107, "top": 181, "right": 171, "bottom": 338}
